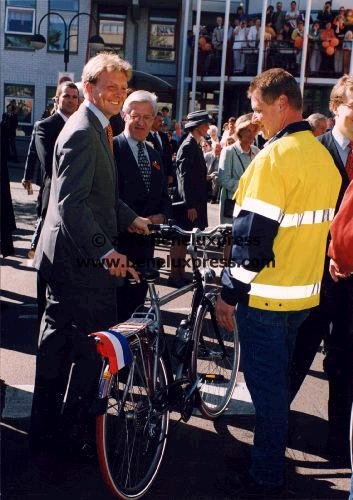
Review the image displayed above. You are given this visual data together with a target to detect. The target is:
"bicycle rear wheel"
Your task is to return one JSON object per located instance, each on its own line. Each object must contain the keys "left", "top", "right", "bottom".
{"left": 191, "top": 296, "right": 240, "bottom": 418}
{"left": 96, "top": 338, "right": 169, "bottom": 499}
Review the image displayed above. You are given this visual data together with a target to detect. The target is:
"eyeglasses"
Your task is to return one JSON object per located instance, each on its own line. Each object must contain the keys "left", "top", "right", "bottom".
{"left": 128, "top": 113, "right": 154, "bottom": 122}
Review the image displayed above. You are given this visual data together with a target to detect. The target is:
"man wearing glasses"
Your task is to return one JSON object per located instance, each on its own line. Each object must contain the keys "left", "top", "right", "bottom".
{"left": 113, "top": 90, "right": 171, "bottom": 321}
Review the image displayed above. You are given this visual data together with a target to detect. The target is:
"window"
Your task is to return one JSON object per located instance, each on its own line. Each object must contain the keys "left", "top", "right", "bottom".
{"left": 45, "top": 86, "right": 57, "bottom": 117}
{"left": 88, "top": 11, "right": 126, "bottom": 59}
{"left": 6, "top": 0, "right": 35, "bottom": 7}
{"left": 99, "top": 14, "right": 125, "bottom": 55}
{"left": 4, "top": 0, "right": 35, "bottom": 50}
{"left": 47, "top": 12, "right": 78, "bottom": 53}
{"left": 147, "top": 15, "right": 176, "bottom": 62}
{"left": 49, "top": 0, "right": 79, "bottom": 10}
{"left": 5, "top": 7, "right": 35, "bottom": 35}
{"left": 4, "top": 83, "right": 35, "bottom": 136}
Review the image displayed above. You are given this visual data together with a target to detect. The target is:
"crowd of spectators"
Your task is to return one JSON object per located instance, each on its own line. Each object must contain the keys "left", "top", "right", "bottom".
{"left": 193, "top": 1, "right": 353, "bottom": 77}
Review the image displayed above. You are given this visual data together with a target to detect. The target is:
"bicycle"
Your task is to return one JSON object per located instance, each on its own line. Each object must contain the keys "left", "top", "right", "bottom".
{"left": 92, "top": 222, "right": 240, "bottom": 499}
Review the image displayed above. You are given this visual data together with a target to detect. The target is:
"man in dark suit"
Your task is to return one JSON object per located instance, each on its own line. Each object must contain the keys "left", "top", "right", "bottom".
{"left": 290, "top": 75, "right": 353, "bottom": 461}
{"left": 35, "top": 81, "right": 79, "bottom": 220}
{"left": 31, "top": 53, "right": 150, "bottom": 455}
{"left": 113, "top": 90, "right": 171, "bottom": 321}
{"left": 147, "top": 111, "right": 174, "bottom": 185}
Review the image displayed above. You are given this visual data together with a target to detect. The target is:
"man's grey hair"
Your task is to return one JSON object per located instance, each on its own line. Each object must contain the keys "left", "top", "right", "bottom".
{"left": 122, "top": 90, "right": 158, "bottom": 116}
{"left": 306, "top": 113, "right": 327, "bottom": 127}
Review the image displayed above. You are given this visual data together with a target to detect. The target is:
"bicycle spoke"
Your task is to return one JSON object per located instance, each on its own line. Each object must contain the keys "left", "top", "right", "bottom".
{"left": 191, "top": 300, "right": 240, "bottom": 418}
{"left": 97, "top": 342, "right": 169, "bottom": 499}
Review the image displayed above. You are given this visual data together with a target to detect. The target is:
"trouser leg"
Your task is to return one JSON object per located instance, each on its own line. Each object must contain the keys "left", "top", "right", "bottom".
{"left": 237, "top": 304, "right": 308, "bottom": 486}
{"left": 30, "top": 282, "right": 117, "bottom": 450}
{"left": 289, "top": 305, "right": 328, "bottom": 402}
{"left": 116, "top": 281, "right": 148, "bottom": 322}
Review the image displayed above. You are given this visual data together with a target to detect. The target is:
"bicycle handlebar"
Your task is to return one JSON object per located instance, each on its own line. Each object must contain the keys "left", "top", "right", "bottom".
{"left": 148, "top": 222, "right": 232, "bottom": 239}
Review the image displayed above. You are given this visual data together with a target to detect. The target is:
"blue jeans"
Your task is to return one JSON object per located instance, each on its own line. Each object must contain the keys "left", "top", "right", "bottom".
{"left": 236, "top": 303, "right": 309, "bottom": 486}
{"left": 349, "top": 473, "right": 353, "bottom": 500}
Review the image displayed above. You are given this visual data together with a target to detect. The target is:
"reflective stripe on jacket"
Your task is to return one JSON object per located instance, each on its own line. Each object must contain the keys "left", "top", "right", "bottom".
{"left": 221, "top": 124, "right": 341, "bottom": 311}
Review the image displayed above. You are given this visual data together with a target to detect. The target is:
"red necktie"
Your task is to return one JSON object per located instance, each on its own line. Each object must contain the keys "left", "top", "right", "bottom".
{"left": 346, "top": 142, "right": 353, "bottom": 181}
{"left": 106, "top": 124, "right": 113, "bottom": 152}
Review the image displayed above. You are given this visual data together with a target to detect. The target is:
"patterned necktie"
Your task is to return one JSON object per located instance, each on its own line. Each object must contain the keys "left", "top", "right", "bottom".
{"left": 346, "top": 141, "right": 353, "bottom": 181}
{"left": 106, "top": 124, "right": 113, "bottom": 152}
{"left": 137, "top": 141, "right": 151, "bottom": 190}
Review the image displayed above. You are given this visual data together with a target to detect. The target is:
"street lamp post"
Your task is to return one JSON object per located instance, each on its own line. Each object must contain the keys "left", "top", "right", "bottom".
{"left": 31, "top": 11, "right": 105, "bottom": 71}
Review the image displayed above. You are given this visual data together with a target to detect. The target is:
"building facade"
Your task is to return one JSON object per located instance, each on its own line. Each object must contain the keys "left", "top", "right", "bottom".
{"left": 1, "top": 0, "right": 352, "bottom": 137}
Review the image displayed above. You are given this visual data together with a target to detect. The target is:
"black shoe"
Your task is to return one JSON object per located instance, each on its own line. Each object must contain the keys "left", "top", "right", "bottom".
{"left": 215, "top": 470, "right": 285, "bottom": 498}
{"left": 326, "top": 436, "right": 350, "bottom": 465}
{"left": 240, "top": 476, "right": 285, "bottom": 498}
{"left": 29, "top": 448, "right": 68, "bottom": 484}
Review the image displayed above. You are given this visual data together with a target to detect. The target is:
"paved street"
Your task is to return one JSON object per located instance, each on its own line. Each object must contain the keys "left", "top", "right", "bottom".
{"left": 1, "top": 160, "right": 351, "bottom": 499}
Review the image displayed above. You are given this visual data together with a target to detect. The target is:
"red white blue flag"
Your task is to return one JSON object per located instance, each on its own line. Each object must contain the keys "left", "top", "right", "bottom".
{"left": 90, "top": 329, "right": 133, "bottom": 374}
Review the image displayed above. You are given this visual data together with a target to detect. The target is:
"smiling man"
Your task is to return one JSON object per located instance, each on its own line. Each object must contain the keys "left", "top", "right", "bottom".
{"left": 31, "top": 53, "right": 150, "bottom": 457}
{"left": 216, "top": 68, "right": 341, "bottom": 496}
{"left": 113, "top": 90, "right": 171, "bottom": 320}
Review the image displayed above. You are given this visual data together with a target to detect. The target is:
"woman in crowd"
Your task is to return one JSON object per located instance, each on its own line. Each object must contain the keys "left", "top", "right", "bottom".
{"left": 218, "top": 113, "right": 259, "bottom": 225}
{"left": 168, "top": 110, "right": 210, "bottom": 287}
{"left": 308, "top": 21, "right": 322, "bottom": 74}
{"left": 220, "top": 116, "right": 236, "bottom": 145}
{"left": 207, "top": 124, "right": 220, "bottom": 145}
{"left": 320, "top": 21, "right": 336, "bottom": 72}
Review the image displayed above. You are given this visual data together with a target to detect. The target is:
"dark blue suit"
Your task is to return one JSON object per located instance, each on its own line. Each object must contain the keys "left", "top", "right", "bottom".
{"left": 113, "top": 133, "right": 171, "bottom": 320}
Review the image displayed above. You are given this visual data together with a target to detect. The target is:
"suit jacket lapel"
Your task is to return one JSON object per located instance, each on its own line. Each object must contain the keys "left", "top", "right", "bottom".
{"left": 86, "top": 107, "right": 116, "bottom": 173}
{"left": 328, "top": 132, "right": 345, "bottom": 171}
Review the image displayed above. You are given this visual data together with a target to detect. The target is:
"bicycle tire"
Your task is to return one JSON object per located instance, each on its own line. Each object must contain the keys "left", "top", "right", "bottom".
{"left": 190, "top": 295, "right": 240, "bottom": 419}
{"left": 96, "top": 338, "right": 169, "bottom": 499}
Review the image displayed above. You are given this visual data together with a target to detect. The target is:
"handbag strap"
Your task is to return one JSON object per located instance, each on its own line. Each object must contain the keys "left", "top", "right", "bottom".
{"left": 226, "top": 145, "right": 249, "bottom": 198}
{"left": 233, "top": 146, "right": 247, "bottom": 173}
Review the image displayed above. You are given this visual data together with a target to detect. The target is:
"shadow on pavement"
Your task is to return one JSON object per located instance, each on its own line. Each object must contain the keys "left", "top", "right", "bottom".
{"left": 1, "top": 295, "right": 37, "bottom": 355}
{"left": 1, "top": 412, "right": 348, "bottom": 500}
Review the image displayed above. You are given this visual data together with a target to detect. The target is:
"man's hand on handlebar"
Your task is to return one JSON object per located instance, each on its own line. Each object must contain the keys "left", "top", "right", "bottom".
{"left": 146, "top": 213, "right": 165, "bottom": 225}
{"left": 128, "top": 217, "right": 150, "bottom": 235}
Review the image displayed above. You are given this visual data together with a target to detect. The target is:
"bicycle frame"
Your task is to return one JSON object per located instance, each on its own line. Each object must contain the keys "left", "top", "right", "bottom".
{"left": 97, "top": 223, "right": 233, "bottom": 413}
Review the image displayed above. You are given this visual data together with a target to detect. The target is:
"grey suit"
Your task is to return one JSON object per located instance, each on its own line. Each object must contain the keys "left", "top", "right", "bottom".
{"left": 34, "top": 104, "right": 136, "bottom": 288}
{"left": 30, "top": 104, "right": 137, "bottom": 450}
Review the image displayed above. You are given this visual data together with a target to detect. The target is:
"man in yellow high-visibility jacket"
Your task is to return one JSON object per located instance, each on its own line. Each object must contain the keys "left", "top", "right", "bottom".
{"left": 216, "top": 68, "right": 341, "bottom": 496}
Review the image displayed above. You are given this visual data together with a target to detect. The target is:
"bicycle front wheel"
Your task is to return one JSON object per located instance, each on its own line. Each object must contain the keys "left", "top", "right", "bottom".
{"left": 96, "top": 339, "right": 169, "bottom": 499}
{"left": 191, "top": 296, "right": 240, "bottom": 418}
